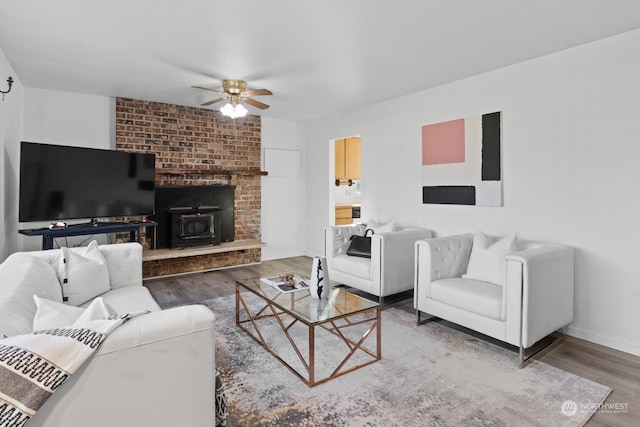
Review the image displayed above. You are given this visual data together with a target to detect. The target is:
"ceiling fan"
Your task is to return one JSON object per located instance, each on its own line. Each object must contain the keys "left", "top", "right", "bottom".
{"left": 192, "top": 79, "right": 272, "bottom": 117}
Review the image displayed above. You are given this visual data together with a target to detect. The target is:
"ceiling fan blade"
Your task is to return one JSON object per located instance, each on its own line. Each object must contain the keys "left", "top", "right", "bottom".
{"left": 200, "top": 97, "right": 226, "bottom": 106}
{"left": 192, "top": 85, "right": 224, "bottom": 94}
{"left": 242, "top": 97, "right": 270, "bottom": 110}
{"left": 242, "top": 88, "right": 273, "bottom": 97}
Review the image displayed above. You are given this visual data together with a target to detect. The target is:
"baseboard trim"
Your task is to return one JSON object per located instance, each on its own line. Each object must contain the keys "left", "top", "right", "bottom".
{"left": 567, "top": 325, "right": 640, "bottom": 357}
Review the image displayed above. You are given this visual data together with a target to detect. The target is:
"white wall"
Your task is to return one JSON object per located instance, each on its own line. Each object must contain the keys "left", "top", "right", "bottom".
{"left": 0, "top": 42, "right": 23, "bottom": 262}
{"left": 260, "top": 117, "right": 306, "bottom": 260}
{"left": 23, "top": 88, "right": 115, "bottom": 149}
{"left": 19, "top": 88, "right": 115, "bottom": 251}
{"left": 303, "top": 29, "right": 640, "bottom": 356}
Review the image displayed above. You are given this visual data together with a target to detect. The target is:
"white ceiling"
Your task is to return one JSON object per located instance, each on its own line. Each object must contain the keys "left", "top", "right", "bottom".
{"left": 2, "top": 0, "right": 640, "bottom": 122}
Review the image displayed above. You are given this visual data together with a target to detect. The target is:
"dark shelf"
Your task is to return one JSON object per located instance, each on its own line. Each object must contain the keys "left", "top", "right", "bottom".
{"left": 19, "top": 221, "right": 157, "bottom": 250}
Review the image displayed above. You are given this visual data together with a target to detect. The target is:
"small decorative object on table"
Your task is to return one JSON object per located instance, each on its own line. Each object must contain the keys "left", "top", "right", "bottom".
{"left": 280, "top": 273, "right": 296, "bottom": 287}
{"left": 309, "top": 256, "right": 331, "bottom": 299}
{"left": 260, "top": 273, "right": 309, "bottom": 293}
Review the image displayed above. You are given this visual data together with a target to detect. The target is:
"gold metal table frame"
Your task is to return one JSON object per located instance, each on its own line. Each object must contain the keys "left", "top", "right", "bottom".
{"left": 235, "top": 277, "right": 381, "bottom": 387}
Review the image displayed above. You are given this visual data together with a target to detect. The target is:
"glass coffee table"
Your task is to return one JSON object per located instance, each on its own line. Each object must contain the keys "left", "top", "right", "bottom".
{"left": 235, "top": 274, "right": 381, "bottom": 387}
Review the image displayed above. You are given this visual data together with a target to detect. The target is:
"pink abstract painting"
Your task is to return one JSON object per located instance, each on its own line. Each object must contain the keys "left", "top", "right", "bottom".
{"left": 421, "top": 118, "right": 465, "bottom": 165}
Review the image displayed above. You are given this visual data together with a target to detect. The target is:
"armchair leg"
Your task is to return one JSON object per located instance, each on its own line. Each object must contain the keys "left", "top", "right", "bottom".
{"left": 517, "top": 279, "right": 567, "bottom": 368}
{"left": 518, "top": 330, "right": 566, "bottom": 369}
{"left": 416, "top": 309, "right": 436, "bottom": 326}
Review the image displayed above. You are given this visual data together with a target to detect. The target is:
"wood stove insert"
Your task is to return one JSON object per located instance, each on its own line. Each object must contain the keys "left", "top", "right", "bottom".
{"left": 152, "top": 185, "right": 235, "bottom": 249}
{"left": 168, "top": 206, "right": 221, "bottom": 248}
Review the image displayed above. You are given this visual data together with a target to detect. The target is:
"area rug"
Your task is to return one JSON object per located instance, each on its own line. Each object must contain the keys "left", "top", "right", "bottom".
{"left": 204, "top": 294, "right": 611, "bottom": 427}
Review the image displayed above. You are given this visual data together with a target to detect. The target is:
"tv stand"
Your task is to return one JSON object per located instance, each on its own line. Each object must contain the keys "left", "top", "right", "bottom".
{"left": 19, "top": 221, "right": 157, "bottom": 250}
{"left": 71, "top": 219, "right": 124, "bottom": 227}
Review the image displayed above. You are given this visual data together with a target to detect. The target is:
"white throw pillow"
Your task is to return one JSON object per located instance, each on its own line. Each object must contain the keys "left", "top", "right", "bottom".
{"left": 58, "top": 240, "right": 111, "bottom": 306}
{"left": 33, "top": 295, "right": 84, "bottom": 331}
{"left": 73, "top": 297, "right": 117, "bottom": 326}
{"left": 33, "top": 295, "right": 116, "bottom": 331}
{"left": 462, "top": 232, "right": 518, "bottom": 286}
{"left": 367, "top": 219, "right": 396, "bottom": 234}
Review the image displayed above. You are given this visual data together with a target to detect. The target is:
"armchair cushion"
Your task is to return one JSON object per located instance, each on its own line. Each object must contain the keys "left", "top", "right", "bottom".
{"left": 429, "top": 278, "right": 502, "bottom": 320}
{"left": 368, "top": 219, "right": 396, "bottom": 234}
{"left": 328, "top": 224, "right": 368, "bottom": 257}
{"left": 332, "top": 254, "right": 372, "bottom": 280}
{"left": 462, "top": 232, "right": 517, "bottom": 285}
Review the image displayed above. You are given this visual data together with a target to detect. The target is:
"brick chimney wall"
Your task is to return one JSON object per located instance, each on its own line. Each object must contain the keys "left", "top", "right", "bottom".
{"left": 115, "top": 97, "right": 262, "bottom": 276}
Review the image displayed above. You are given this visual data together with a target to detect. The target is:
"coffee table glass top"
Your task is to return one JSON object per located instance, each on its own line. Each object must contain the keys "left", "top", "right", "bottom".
{"left": 236, "top": 275, "right": 379, "bottom": 325}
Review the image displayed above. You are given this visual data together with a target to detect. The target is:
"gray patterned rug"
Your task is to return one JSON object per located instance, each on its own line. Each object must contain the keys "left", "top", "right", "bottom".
{"left": 205, "top": 294, "right": 611, "bottom": 427}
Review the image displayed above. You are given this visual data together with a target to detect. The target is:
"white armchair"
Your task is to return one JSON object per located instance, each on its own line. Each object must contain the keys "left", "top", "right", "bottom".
{"left": 324, "top": 224, "right": 433, "bottom": 303}
{"left": 414, "top": 233, "right": 574, "bottom": 367}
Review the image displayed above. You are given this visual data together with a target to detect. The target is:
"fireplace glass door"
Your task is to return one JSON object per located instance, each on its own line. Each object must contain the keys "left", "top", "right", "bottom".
{"left": 169, "top": 208, "right": 221, "bottom": 248}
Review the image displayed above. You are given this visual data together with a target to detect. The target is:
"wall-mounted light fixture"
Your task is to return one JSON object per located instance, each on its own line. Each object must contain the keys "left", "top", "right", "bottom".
{"left": 1, "top": 76, "right": 14, "bottom": 101}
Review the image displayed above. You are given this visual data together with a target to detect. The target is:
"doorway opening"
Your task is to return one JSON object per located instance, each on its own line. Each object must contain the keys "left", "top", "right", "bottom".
{"left": 330, "top": 136, "right": 362, "bottom": 226}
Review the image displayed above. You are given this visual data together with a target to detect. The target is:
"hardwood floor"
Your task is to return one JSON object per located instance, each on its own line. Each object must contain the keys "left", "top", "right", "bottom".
{"left": 144, "top": 256, "right": 639, "bottom": 426}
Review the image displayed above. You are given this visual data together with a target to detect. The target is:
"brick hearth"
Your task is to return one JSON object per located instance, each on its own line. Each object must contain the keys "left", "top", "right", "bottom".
{"left": 115, "top": 98, "right": 263, "bottom": 277}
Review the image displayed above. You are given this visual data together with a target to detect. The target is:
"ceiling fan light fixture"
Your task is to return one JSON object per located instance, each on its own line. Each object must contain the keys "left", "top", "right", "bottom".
{"left": 194, "top": 78, "right": 271, "bottom": 114}
{"left": 220, "top": 102, "right": 248, "bottom": 119}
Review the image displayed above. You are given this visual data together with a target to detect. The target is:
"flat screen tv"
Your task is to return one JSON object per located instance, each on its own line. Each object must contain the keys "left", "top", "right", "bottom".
{"left": 19, "top": 141, "right": 156, "bottom": 223}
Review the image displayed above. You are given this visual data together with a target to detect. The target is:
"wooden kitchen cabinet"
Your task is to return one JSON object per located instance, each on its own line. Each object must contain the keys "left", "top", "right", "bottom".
{"left": 335, "top": 137, "right": 360, "bottom": 182}
{"left": 335, "top": 205, "right": 353, "bottom": 225}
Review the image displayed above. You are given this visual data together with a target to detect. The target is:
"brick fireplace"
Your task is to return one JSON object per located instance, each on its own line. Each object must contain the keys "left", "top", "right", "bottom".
{"left": 115, "top": 98, "right": 263, "bottom": 277}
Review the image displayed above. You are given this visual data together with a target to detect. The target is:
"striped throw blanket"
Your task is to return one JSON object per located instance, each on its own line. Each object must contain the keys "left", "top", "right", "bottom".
{"left": 0, "top": 314, "right": 133, "bottom": 427}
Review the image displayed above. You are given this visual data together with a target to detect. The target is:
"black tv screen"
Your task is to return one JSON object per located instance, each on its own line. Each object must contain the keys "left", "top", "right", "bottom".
{"left": 19, "top": 141, "right": 155, "bottom": 222}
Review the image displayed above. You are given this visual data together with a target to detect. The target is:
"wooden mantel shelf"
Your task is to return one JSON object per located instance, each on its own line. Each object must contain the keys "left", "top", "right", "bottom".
{"left": 157, "top": 168, "right": 268, "bottom": 177}
{"left": 143, "top": 239, "right": 263, "bottom": 262}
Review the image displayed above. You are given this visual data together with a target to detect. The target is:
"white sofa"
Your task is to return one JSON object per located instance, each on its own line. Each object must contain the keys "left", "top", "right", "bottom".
{"left": 0, "top": 242, "right": 216, "bottom": 426}
{"left": 414, "top": 234, "right": 574, "bottom": 367}
{"left": 325, "top": 224, "right": 433, "bottom": 302}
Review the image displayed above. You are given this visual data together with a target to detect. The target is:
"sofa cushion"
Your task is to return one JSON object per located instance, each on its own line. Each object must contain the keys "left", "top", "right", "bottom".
{"left": 331, "top": 254, "right": 372, "bottom": 281}
{"left": 86, "top": 286, "right": 161, "bottom": 313}
{"left": 429, "top": 278, "right": 502, "bottom": 320}
{"left": 33, "top": 295, "right": 117, "bottom": 331}
{"left": 99, "top": 242, "right": 143, "bottom": 289}
{"left": 59, "top": 240, "right": 111, "bottom": 306}
{"left": 462, "top": 232, "right": 517, "bottom": 285}
{"left": 0, "top": 254, "right": 63, "bottom": 338}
